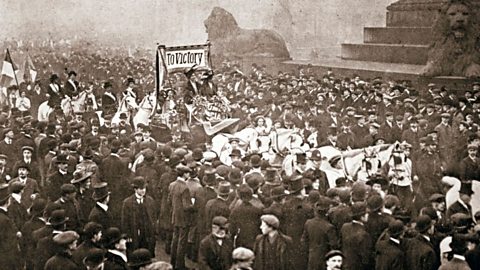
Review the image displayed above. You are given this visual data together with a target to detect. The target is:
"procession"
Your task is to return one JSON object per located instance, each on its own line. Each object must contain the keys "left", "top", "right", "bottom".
{"left": 2, "top": 0, "right": 480, "bottom": 270}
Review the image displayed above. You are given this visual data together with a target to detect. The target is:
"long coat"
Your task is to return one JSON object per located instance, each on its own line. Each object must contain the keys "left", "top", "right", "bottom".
{"left": 168, "top": 179, "right": 194, "bottom": 228}
{"left": 0, "top": 208, "right": 21, "bottom": 270}
{"left": 88, "top": 203, "right": 113, "bottom": 230}
{"left": 365, "top": 212, "right": 392, "bottom": 245}
{"left": 205, "top": 197, "right": 231, "bottom": 230}
{"left": 341, "top": 222, "right": 374, "bottom": 270}
{"left": 121, "top": 194, "right": 156, "bottom": 253}
{"left": 8, "top": 197, "right": 29, "bottom": 230}
{"left": 253, "top": 232, "right": 294, "bottom": 270}
{"left": 282, "top": 195, "right": 312, "bottom": 269}
{"left": 375, "top": 238, "right": 406, "bottom": 270}
{"left": 22, "top": 216, "right": 46, "bottom": 269}
{"left": 229, "top": 201, "right": 262, "bottom": 249}
{"left": 301, "top": 216, "right": 338, "bottom": 270}
{"left": 405, "top": 235, "right": 438, "bottom": 270}
{"left": 198, "top": 234, "right": 234, "bottom": 270}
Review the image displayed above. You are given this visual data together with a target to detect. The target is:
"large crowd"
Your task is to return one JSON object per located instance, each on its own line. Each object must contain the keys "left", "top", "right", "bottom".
{"left": 0, "top": 39, "right": 480, "bottom": 270}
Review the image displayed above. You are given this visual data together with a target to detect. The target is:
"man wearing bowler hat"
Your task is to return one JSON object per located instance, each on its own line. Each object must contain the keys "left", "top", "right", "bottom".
{"left": 302, "top": 196, "right": 338, "bottom": 270}
{"left": 44, "top": 230, "right": 80, "bottom": 270}
{"left": 34, "top": 209, "right": 68, "bottom": 270}
{"left": 341, "top": 202, "right": 374, "bottom": 270}
{"left": 0, "top": 183, "right": 21, "bottom": 269}
{"left": 128, "top": 248, "right": 154, "bottom": 270}
{"left": 88, "top": 182, "right": 112, "bottom": 230}
{"left": 375, "top": 220, "right": 406, "bottom": 270}
{"left": 122, "top": 176, "right": 156, "bottom": 255}
{"left": 198, "top": 216, "right": 234, "bottom": 270}
{"left": 102, "top": 227, "right": 129, "bottom": 269}
{"left": 405, "top": 215, "right": 438, "bottom": 270}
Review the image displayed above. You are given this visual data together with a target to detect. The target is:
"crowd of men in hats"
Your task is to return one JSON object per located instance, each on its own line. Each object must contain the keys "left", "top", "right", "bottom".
{"left": 1, "top": 40, "right": 480, "bottom": 270}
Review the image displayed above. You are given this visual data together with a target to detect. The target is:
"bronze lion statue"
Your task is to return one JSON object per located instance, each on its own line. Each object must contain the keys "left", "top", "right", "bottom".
{"left": 204, "top": 7, "right": 290, "bottom": 60}
{"left": 422, "top": 0, "right": 480, "bottom": 77}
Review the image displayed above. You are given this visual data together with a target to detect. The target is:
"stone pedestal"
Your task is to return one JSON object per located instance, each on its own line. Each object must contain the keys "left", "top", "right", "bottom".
{"left": 386, "top": 0, "right": 446, "bottom": 27}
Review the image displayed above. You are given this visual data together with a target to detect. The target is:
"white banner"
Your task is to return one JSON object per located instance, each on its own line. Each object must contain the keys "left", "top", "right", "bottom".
{"left": 163, "top": 44, "right": 210, "bottom": 70}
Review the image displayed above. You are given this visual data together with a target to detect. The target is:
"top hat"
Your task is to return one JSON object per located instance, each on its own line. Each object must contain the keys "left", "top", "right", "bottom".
{"left": 288, "top": 173, "right": 304, "bottom": 193}
{"left": 265, "top": 168, "right": 279, "bottom": 183}
{"left": 92, "top": 183, "right": 110, "bottom": 201}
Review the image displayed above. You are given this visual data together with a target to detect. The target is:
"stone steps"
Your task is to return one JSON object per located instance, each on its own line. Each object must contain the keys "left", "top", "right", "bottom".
{"left": 364, "top": 27, "right": 432, "bottom": 45}
{"left": 341, "top": 43, "right": 429, "bottom": 65}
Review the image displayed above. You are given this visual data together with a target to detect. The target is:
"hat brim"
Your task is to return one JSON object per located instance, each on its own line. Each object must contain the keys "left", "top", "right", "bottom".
{"left": 50, "top": 217, "right": 70, "bottom": 226}
{"left": 71, "top": 172, "right": 93, "bottom": 184}
{"left": 92, "top": 192, "right": 111, "bottom": 201}
{"left": 128, "top": 259, "right": 153, "bottom": 267}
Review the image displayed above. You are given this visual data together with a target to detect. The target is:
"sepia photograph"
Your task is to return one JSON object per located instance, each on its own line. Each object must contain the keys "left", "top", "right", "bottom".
{"left": 0, "top": 0, "right": 480, "bottom": 269}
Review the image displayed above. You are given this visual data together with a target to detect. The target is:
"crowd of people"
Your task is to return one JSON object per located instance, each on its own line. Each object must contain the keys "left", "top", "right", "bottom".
{"left": 0, "top": 38, "right": 480, "bottom": 270}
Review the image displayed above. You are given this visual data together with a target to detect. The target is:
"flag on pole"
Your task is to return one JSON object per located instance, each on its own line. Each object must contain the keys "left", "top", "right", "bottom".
{"left": 22, "top": 53, "right": 37, "bottom": 83}
{"left": 0, "top": 49, "right": 19, "bottom": 87}
{"left": 156, "top": 45, "right": 168, "bottom": 96}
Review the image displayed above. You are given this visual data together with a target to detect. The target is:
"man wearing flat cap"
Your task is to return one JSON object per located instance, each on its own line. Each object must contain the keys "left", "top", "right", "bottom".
{"left": 459, "top": 144, "right": 480, "bottom": 182}
{"left": 54, "top": 183, "right": 81, "bottom": 231}
{"left": 198, "top": 216, "right": 234, "bottom": 270}
{"left": 325, "top": 250, "right": 343, "bottom": 270}
{"left": 13, "top": 145, "right": 41, "bottom": 182}
{"left": 8, "top": 180, "right": 28, "bottom": 231}
{"left": 44, "top": 230, "right": 80, "bottom": 270}
{"left": 341, "top": 202, "right": 374, "bottom": 270}
{"left": 302, "top": 196, "right": 338, "bottom": 270}
{"left": 253, "top": 214, "right": 293, "bottom": 270}
{"left": 168, "top": 164, "right": 195, "bottom": 270}
{"left": 122, "top": 176, "right": 156, "bottom": 255}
